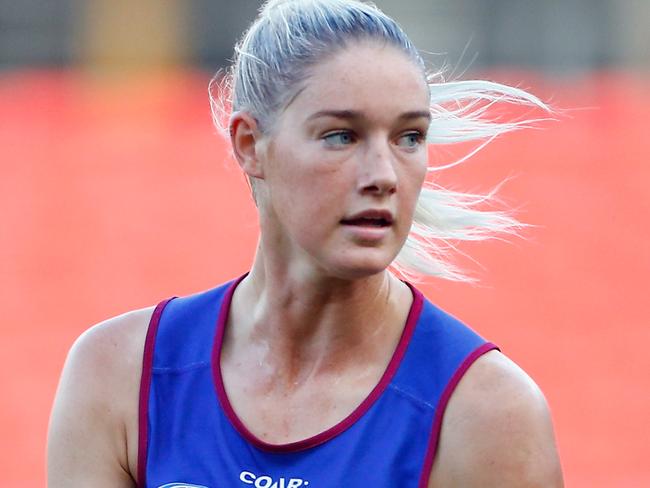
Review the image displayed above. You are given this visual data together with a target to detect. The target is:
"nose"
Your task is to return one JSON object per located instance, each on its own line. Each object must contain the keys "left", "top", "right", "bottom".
{"left": 359, "top": 137, "right": 397, "bottom": 196}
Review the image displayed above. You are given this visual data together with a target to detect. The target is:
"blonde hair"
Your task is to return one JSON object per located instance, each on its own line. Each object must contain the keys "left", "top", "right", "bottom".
{"left": 210, "top": 0, "right": 551, "bottom": 282}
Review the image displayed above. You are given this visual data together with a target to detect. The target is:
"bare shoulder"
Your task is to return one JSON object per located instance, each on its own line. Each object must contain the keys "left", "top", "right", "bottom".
{"left": 66, "top": 306, "right": 154, "bottom": 382}
{"left": 47, "top": 306, "right": 156, "bottom": 488}
{"left": 428, "top": 350, "right": 564, "bottom": 488}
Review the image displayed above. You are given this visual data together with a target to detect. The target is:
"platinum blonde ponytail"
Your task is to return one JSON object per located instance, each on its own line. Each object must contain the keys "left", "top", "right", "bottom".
{"left": 392, "top": 78, "right": 551, "bottom": 282}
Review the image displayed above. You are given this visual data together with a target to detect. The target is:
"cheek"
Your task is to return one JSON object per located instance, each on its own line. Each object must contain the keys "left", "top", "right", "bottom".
{"left": 401, "top": 157, "right": 427, "bottom": 203}
{"left": 414, "top": 161, "right": 427, "bottom": 188}
{"left": 394, "top": 159, "right": 426, "bottom": 236}
{"left": 267, "top": 148, "right": 346, "bottom": 230}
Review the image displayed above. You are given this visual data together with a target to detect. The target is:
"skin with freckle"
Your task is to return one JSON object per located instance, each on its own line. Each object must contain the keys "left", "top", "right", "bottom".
{"left": 251, "top": 42, "right": 429, "bottom": 280}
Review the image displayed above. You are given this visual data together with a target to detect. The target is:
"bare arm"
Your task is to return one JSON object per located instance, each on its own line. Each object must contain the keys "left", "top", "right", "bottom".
{"left": 428, "top": 350, "right": 564, "bottom": 487}
{"left": 47, "top": 307, "right": 154, "bottom": 488}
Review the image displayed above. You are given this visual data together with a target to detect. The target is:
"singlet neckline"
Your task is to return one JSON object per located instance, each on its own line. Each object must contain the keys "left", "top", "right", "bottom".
{"left": 211, "top": 274, "right": 425, "bottom": 453}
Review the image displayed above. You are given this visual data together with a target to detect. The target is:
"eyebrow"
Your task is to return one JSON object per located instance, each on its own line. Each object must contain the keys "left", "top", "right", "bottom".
{"left": 307, "top": 109, "right": 431, "bottom": 122}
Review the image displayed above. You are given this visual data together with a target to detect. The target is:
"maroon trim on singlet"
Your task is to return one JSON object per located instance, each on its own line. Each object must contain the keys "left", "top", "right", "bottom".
{"left": 417, "top": 341, "right": 499, "bottom": 488}
{"left": 137, "top": 298, "right": 175, "bottom": 488}
{"left": 211, "top": 276, "right": 424, "bottom": 453}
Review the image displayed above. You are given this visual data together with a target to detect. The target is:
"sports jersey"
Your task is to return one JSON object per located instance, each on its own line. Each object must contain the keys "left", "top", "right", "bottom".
{"left": 138, "top": 275, "right": 497, "bottom": 488}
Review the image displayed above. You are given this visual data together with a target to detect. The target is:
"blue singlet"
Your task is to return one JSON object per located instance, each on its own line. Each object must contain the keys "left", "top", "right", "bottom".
{"left": 138, "top": 275, "right": 497, "bottom": 488}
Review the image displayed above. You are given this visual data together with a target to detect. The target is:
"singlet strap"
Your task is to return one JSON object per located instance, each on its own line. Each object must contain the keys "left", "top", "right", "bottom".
{"left": 137, "top": 297, "right": 175, "bottom": 488}
{"left": 416, "top": 342, "right": 499, "bottom": 487}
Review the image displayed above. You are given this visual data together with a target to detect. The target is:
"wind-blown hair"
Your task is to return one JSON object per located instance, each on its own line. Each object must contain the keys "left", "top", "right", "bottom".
{"left": 210, "top": 0, "right": 551, "bottom": 282}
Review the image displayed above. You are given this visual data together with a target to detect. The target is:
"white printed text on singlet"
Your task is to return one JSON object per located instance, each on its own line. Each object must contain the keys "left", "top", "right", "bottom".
{"left": 240, "top": 470, "right": 310, "bottom": 487}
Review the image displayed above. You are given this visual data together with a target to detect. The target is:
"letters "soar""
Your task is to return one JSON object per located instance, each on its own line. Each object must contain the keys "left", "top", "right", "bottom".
{"left": 240, "top": 470, "right": 310, "bottom": 488}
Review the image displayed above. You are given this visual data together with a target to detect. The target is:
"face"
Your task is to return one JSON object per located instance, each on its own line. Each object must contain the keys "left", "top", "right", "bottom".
{"left": 253, "top": 42, "right": 430, "bottom": 279}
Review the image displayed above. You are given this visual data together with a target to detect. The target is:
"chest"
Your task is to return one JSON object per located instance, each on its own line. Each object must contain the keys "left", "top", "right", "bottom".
{"left": 221, "top": 360, "right": 385, "bottom": 445}
{"left": 145, "top": 363, "right": 436, "bottom": 488}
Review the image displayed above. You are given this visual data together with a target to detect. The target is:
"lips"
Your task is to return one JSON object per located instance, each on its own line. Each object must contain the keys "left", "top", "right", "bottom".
{"left": 340, "top": 210, "right": 394, "bottom": 227}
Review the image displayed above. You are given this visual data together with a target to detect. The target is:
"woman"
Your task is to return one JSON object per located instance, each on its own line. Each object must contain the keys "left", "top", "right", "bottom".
{"left": 48, "top": 0, "right": 563, "bottom": 486}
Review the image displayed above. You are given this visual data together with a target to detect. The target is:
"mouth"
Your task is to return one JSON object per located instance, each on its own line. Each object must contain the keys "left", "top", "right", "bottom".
{"left": 340, "top": 210, "right": 394, "bottom": 228}
{"left": 340, "top": 217, "right": 392, "bottom": 227}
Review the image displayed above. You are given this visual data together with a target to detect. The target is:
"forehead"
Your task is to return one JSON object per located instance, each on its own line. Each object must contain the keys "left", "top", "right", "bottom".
{"left": 285, "top": 42, "right": 430, "bottom": 122}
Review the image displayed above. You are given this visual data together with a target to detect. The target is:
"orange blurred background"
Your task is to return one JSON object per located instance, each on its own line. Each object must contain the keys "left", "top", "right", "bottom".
{"left": 1, "top": 1, "right": 649, "bottom": 486}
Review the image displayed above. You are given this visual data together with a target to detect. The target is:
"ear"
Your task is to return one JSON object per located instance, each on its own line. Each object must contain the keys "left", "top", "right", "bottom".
{"left": 229, "top": 111, "right": 265, "bottom": 179}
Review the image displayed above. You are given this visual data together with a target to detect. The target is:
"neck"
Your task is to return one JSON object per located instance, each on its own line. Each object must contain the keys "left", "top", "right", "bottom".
{"left": 226, "top": 241, "right": 413, "bottom": 388}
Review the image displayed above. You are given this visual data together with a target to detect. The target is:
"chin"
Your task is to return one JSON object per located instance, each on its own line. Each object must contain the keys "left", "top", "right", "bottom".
{"left": 324, "top": 250, "right": 395, "bottom": 280}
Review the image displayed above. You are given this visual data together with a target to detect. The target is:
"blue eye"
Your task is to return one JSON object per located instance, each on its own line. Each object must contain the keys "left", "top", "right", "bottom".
{"left": 323, "top": 131, "right": 355, "bottom": 147}
{"left": 396, "top": 131, "right": 424, "bottom": 148}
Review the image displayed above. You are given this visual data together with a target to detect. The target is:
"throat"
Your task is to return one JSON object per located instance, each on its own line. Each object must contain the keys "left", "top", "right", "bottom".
{"left": 217, "top": 274, "right": 417, "bottom": 446}
{"left": 224, "top": 272, "right": 415, "bottom": 383}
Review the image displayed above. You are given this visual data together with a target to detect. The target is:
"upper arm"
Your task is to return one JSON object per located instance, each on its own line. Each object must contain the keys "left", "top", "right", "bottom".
{"left": 47, "top": 307, "right": 154, "bottom": 488}
{"left": 428, "top": 350, "right": 564, "bottom": 488}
